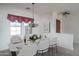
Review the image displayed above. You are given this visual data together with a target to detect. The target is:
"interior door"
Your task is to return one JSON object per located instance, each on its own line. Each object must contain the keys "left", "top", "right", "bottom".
{"left": 56, "top": 20, "right": 61, "bottom": 33}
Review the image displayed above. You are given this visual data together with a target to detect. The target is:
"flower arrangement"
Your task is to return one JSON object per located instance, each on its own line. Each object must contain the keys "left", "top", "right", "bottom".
{"left": 29, "top": 34, "right": 39, "bottom": 42}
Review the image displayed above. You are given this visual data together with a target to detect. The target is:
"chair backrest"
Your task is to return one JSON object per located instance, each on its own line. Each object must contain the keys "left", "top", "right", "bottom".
{"left": 9, "top": 35, "right": 24, "bottom": 51}
{"left": 37, "top": 39, "right": 49, "bottom": 51}
{"left": 10, "top": 35, "right": 22, "bottom": 44}
{"left": 18, "top": 43, "right": 37, "bottom": 56}
{"left": 49, "top": 37, "right": 57, "bottom": 45}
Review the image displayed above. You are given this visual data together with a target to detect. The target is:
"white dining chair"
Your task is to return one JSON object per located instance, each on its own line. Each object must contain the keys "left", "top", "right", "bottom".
{"left": 37, "top": 39, "right": 49, "bottom": 56}
{"left": 17, "top": 43, "right": 37, "bottom": 56}
{"left": 49, "top": 37, "right": 57, "bottom": 55}
{"left": 9, "top": 35, "right": 24, "bottom": 56}
{"left": 10, "top": 35, "right": 22, "bottom": 44}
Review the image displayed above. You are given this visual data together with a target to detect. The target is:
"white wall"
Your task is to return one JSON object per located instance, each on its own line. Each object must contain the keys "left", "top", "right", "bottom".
{"left": 56, "top": 33, "right": 73, "bottom": 50}
{"left": 0, "top": 12, "right": 10, "bottom": 50}
{"left": 37, "top": 12, "right": 57, "bottom": 35}
{"left": 62, "top": 14, "right": 79, "bottom": 43}
{"left": 32, "top": 12, "right": 52, "bottom": 36}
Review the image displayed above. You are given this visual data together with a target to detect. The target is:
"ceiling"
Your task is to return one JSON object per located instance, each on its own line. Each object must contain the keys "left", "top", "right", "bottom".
{"left": 0, "top": 3, "right": 79, "bottom": 15}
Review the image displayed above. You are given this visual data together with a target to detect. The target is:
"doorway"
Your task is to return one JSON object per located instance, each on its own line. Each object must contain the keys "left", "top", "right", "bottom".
{"left": 56, "top": 19, "right": 61, "bottom": 33}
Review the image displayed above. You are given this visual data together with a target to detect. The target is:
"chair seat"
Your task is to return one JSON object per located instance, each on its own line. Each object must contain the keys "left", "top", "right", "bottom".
{"left": 49, "top": 44, "right": 57, "bottom": 47}
{"left": 37, "top": 39, "right": 49, "bottom": 55}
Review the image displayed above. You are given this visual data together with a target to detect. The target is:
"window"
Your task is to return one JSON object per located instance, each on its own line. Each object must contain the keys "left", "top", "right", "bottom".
{"left": 10, "top": 21, "right": 21, "bottom": 36}
{"left": 23, "top": 23, "right": 32, "bottom": 34}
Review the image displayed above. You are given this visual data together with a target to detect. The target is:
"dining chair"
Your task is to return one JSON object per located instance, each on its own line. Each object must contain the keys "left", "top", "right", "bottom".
{"left": 37, "top": 39, "right": 49, "bottom": 56}
{"left": 17, "top": 43, "right": 37, "bottom": 56}
{"left": 49, "top": 37, "right": 57, "bottom": 55}
{"left": 9, "top": 35, "right": 24, "bottom": 56}
{"left": 10, "top": 35, "right": 22, "bottom": 44}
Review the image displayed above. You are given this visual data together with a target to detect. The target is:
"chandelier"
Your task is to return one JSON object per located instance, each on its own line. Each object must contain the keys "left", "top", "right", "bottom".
{"left": 29, "top": 3, "right": 38, "bottom": 27}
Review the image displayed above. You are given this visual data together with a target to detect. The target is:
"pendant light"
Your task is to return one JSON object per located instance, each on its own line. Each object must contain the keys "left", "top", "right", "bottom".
{"left": 29, "top": 3, "right": 38, "bottom": 27}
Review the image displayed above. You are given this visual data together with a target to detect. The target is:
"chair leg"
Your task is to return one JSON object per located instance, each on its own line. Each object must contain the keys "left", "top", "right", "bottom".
{"left": 56, "top": 45, "right": 57, "bottom": 53}
{"left": 36, "top": 51, "right": 38, "bottom": 56}
{"left": 41, "top": 51, "right": 43, "bottom": 56}
{"left": 52, "top": 47, "right": 53, "bottom": 55}
{"left": 48, "top": 47, "right": 50, "bottom": 56}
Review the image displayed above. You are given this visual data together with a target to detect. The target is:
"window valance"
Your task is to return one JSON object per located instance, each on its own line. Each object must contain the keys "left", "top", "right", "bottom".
{"left": 7, "top": 14, "right": 33, "bottom": 23}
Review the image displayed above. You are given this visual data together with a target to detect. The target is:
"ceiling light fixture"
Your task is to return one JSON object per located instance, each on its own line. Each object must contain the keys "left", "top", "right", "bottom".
{"left": 29, "top": 3, "right": 38, "bottom": 28}
{"left": 60, "top": 11, "right": 70, "bottom": 16}
{"left": 62, "top": 11, "right": 70, "bottom": 16}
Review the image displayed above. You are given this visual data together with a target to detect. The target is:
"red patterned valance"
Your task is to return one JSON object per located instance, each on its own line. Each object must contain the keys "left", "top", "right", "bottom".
{"left": 7, "top": 14, "right": 33, "bottom": 23}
